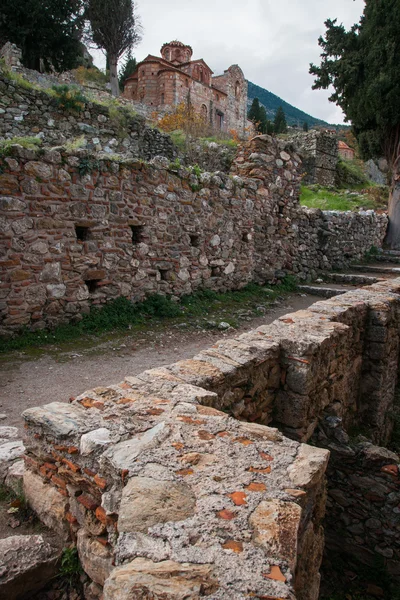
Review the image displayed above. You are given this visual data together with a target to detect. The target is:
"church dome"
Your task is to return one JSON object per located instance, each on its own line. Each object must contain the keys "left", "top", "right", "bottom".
{"left": 161, "top": 41, "right": 193, "bottom": 64}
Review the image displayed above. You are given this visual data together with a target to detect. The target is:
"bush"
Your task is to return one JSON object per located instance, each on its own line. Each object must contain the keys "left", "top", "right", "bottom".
{"left": 50, "top": 84, "right": 87, "bottom": 112}
{"left": 73, "top": 66, "right": 108, "bottom": 86}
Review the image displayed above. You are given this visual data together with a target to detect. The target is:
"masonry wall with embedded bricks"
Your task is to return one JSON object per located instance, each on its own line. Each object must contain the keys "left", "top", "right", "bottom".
{"left": 0, "top": 135, "right": 388, "bottom": 336}
{"left": 21, "top": 279, "right": 400, "bottom": 599}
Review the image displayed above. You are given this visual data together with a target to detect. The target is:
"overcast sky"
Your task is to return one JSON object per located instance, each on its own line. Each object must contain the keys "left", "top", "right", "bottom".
{"left": 93, "top": 0, "right": 365, "bottom": 124}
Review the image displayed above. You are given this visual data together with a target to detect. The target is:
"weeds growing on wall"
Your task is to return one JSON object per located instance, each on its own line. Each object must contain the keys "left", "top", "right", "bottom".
{"left": 63, "top": 135, "right": 87, "bottom": 152}
{"left": 0, "top": 136, "right": 42, "bottom": 157}
{"left": 50, "top": 84, "right": 87, "bottom": 112}
{"left": 0, "top": 278, "right": 297, "bottom": 353}
{"left": 78, "top": 157, "right": 100, "bottom": 177}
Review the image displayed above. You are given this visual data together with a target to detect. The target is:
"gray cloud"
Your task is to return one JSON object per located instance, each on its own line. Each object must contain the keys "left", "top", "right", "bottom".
{"left": 93, "top": 0, "right": 365, "bottom": 124}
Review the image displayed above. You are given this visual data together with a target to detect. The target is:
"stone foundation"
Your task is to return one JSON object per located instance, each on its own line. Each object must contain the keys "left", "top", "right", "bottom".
{"left": 21, "top": 278, "right": 400, "bottom": 598}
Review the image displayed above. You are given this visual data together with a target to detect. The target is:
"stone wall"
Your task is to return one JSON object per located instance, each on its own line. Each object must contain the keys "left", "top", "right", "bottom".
{"left": 20, "top": 278, "right": 400, "bottom": 598}
{"left": 289, "top": 131, "right": 338, "bottom": 187}
{"left": 325, "top": 442, "right": 400, "bottom": 578}
{"left": 0, "top": 70, "right": 176, "bottom": 160}
{"left": 0, "top": 135, "right": 387, "bottom": 335}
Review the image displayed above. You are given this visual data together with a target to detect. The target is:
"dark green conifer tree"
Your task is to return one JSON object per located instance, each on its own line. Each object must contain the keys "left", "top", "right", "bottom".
{"left": 273, "top": 106, "right": 287, "bottom": 134}
{"left": 310, "top": 0, "right": 400, "bottom": 246}
{"left": 0, "top": 0, "right": 85, "bottom": 71}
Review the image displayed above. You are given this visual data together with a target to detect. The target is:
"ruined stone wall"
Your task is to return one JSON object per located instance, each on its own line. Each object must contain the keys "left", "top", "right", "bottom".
{"left": 325, "top": 443, "right": 400, "bottom": 579}
{"left": 20, "top": 278, "right": 400, "bottom": 598}
{"left": 0, "top": 72, "right": 176, "bottom": 160}
{"left": 0, "top": 136, "right": 387, "bottom": 335}
{"left": 289, "top": 131, "right": 338, "bottom": 187}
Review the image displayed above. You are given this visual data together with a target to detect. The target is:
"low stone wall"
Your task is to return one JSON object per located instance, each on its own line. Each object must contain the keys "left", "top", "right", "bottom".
{"left": 0, "top": 135, "right": 388, "bottom": 335}
{"left": 21, "top": 278, "right": 400, "bottom": 598}
{"left": 0, "top": 70, "right": 176, "bottom": 160}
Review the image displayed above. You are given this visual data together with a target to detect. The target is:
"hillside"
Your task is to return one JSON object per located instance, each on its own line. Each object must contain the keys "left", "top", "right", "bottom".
{"left": 247, "top": 81, "right": 330, "bottom": 128}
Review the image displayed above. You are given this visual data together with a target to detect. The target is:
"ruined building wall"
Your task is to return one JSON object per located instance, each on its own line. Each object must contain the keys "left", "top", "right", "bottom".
{"left": 289, "top": 131, "right": 338, "bottom": 187}
{"left": 0, "top": 136, "right": 387, "bottom": 335}
{"left": 21, "top": 277, "right": 400, "bottom": 599}
{"left": 0, "top": 72, "right": 176, "bottom": 160}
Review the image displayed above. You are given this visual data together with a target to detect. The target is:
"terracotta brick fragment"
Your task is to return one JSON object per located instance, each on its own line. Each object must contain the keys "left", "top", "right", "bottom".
{"left": 217, "top": 509, "right": 236, "bottom": 520}
{"left": 146, "top": 408, "right": 165, "bottom": 415}
{"left": 175, "top": 468, "right": 194, "bottom": 477}
{"left": 77, "top": 494, "right": 98, "bottom": 511}
{"left": 263, "top": 566, "right": 286, "bottom": 582}
{"left": 51, "top": 475, "right": 67, "bottom": 489}
{"left": 84, "top": 468, "right": 96, "bottom": 477}
{"left": 222, "top": 540, "right": 243, "bottom": 553}
{"left": 44, "top": 462, "right": 57, "bottom": 471}
{"left": 67, "top": 446, "right": 79, "bottom": 454}
{"left": 381, "top": 464, "right": 398, "bottom": 476}
{"left": 228, "top": 491, "right": 247, "bottom": 506}
{"left": 62, "top": 458, "right": 81, "bottom": 473}
{"left": 65, "top": 512, "right": 78, "bottom": 524}
{"left": 259, "top": 452, "right": 274, "bottom": 461}
{"left": 95, "top": 506, "right": 108, "bottom": 524}
{"left": 248, "top": 466, "right": 271, "bottom": 474}
{"left": 94, "top": 474, "right": 107, "bottom": 490}
{"left": 246, "top": 482, "right": 266, "bottom": 492}
{"left": 234, "top": 437, "right": 254, "bottom": 446}
{"left": 197, "top": 430, "right": 215, "bottom": 440}
{"left": 171, "top": 442, "right": 184, "bottom": 450}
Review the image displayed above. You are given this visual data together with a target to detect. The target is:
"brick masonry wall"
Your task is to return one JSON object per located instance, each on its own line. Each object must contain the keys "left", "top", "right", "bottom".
{"left": 0, "top": 135, "right": 388, "bottom": 335}
{"left": 20, "top": 278, "right": 400, "bottom": 598}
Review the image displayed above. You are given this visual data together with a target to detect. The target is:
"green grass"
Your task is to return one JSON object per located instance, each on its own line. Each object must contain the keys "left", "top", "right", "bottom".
{"left": 0, "top": 278, "right": 297, "bottom": 354}
{"left": 0, "top": 136, "right": 42, "bottom": 157}
{"left": 300, "top": 185, "right": 381, "bottom": 211}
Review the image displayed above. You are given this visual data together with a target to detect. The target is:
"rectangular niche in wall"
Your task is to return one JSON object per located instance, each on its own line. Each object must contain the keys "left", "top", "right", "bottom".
{"left": 211, "top": 266, "right": 219, "bottom": 277}
{"left": 75, "top": 225, "right": 90, "bottom": 241}
{"left": 130, "top": 225, "right": 144, "bottom": 245}
{"left": 85, "top": 279, "right": 100, "bottom": 294}
{"left": 159, "top": 269, "right": 170, "bottom": 281}
{"left": 189, "top": 234, "right": 200, "bottom": 247}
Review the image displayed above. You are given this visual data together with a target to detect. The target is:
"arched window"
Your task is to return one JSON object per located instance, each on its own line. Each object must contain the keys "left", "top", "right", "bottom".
{"left": 235, "top": 81, "right": 240, "bottom": 98}
{"left": 165, "top": 49, "right": 171, "bottom": 61}
{"left": 201, "top": 104, "right": 207, "bottom": 120}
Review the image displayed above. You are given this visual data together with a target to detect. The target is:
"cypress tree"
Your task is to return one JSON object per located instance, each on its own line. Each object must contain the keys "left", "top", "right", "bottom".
{"left": 274, "top": 106, "right": 287, "bottom": 134}
{"left": 310, "top": 0, "right": 400, "bottom": 246}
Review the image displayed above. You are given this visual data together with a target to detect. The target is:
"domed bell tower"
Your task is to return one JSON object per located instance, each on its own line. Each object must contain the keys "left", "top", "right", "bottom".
{"left": 161, "top": 41, "right": 193, "bottom": 65}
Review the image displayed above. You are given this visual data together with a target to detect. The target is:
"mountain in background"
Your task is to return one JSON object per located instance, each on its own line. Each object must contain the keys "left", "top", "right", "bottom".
{"left": 247, "top": 80, "right": 330, "bottom": 128}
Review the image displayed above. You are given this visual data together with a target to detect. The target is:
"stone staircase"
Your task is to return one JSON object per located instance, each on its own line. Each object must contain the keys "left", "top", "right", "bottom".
{"left": 299, "top": 250, "right": 400, "bottom": 298}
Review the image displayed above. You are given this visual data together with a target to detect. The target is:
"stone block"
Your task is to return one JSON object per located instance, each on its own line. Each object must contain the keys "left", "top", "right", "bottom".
{"left": 0, "top": 535, "right": 59, "bottom": 599}
{"left": 103, "top": 558, "right": 218, "bottom": 600}
{"left": 23, "top": 470, "right": 70, "bottom": 540}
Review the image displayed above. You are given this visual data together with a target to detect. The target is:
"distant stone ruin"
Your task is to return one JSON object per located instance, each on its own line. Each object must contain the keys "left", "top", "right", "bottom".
{"left": 289, "top": 130, "right": 338, "bottom": 187}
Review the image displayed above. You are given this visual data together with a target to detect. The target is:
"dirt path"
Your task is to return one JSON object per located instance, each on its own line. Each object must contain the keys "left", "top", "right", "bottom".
{"left": 0, "top": 293, "right": 319, "bottom": 432}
